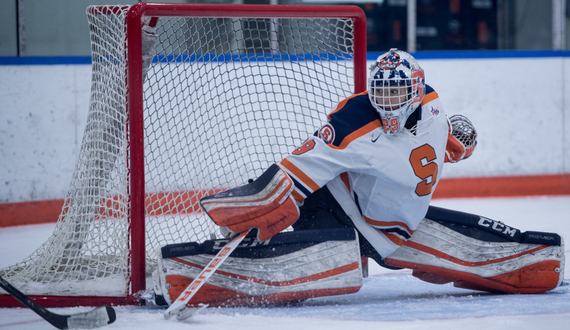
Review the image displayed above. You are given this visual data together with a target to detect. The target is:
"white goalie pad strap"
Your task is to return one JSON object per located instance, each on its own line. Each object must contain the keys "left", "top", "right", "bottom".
{"left": 155, "top": 228, "right": 363, "bottom": 307}
{"left": 385, "top": 218, "right": 565, "bottom": 294}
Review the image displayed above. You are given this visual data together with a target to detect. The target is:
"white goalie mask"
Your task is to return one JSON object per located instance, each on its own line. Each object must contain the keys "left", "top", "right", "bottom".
{"left": 368, "top": 48, "right": 425, "bottom": 135}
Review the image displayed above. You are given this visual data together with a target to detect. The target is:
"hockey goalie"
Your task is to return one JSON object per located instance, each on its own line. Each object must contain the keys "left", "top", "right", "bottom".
{"left": 152, "top": 49, "right": 564, "bottom": 308}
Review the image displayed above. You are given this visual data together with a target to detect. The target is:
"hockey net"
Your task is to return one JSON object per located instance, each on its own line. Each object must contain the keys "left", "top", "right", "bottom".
{"left": 0, "top": 3, "right": 366, "bottom": 306}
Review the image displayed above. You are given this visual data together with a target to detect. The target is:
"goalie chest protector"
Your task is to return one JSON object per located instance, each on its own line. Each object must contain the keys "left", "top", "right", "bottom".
{"left": 153, "top": 228, "right": 363, "bottom": 307}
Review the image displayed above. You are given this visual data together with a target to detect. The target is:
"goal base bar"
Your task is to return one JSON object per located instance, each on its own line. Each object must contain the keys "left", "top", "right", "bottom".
{"left": 0, "top": 294, "right": 140, "bottom": 308}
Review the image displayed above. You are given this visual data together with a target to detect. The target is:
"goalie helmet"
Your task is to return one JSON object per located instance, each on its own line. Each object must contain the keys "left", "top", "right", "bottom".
{"left": 368, "top": 48, "right": 425, "bottom": 135}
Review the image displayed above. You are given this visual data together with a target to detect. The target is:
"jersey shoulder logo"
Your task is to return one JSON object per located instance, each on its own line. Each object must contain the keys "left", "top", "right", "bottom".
{"left": 430, "top": 106, "right": 440, "bottom": 117}
{"left": 318, "top": 124, "right": 335, "bottom": 144}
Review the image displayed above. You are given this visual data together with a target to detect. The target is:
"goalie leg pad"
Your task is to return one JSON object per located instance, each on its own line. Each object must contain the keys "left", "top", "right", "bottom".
{"left": 154, "top": 228, "right": 363, "bottom": 307}
{"left": 200, "top": 163, "right": 299, "bottom": 240}
{"left": 385, "top": 206, "right": 564, "bottom": 294}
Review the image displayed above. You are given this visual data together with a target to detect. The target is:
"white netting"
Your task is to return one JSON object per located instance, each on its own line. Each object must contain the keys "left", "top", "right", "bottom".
{"left": 0, "top": 5, "right": 358, "bottom": 297}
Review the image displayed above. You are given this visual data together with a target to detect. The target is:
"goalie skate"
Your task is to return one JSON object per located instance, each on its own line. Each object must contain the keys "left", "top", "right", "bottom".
{"left": 385, "top": 206, "right": 564, "bottom": 294}
{"left": 153, "top": 228, "right": 363, "bottom": 307}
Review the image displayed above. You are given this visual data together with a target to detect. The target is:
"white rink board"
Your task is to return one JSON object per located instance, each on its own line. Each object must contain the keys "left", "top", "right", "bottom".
{"left": 1, "top": 55, "right": 570, "bottom": 202}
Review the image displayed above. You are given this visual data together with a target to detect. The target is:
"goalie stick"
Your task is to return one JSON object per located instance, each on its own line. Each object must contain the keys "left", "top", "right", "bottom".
{"left": 0, "top": 276, "right": 116, "bottom": 329}
{"left": 164, "top": 230, "right": 250, "bottom": 321}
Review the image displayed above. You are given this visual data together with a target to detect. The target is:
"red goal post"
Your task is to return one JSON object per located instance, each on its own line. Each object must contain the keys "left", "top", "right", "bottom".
{"left": 0, "top": 2, "right": 367, "bottom": 307}
{"left": 126, "top": 1, "right": 367, "bottom": 305}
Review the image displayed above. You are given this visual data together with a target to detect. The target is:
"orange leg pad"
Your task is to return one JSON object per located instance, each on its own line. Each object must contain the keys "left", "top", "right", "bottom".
{"left": 385, "top": 259, "right": 561, "bottom": 294}
{"left": 166, "top": 275, "right": 360, "bottom": 307}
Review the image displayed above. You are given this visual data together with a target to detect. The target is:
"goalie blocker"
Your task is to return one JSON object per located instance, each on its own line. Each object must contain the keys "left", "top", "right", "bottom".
{"left": 200, "top": 163, "right": 300, "bottom": 241}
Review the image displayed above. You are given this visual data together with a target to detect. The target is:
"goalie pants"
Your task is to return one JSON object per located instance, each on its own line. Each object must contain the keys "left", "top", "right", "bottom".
{"left": 292, "top": 186, "right": 400, "bottom": 270}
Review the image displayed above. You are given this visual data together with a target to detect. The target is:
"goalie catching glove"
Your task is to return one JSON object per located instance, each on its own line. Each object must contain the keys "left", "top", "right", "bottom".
{"left": 445, "top": 114, "right": 477, "bottom": 163}
{"left": 200, "top": 164, "right": 299, "bottom": 241}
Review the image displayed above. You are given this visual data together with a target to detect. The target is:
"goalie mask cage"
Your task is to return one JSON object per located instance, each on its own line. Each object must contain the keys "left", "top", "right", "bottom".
{"left": 0, "top": 2, "right": 366, "bottom": 307}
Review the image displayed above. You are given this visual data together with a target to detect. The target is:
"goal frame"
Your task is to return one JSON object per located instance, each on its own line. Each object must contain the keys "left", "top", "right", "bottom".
{"left": 0, "top": 2, "right": 367, "bottom": 307}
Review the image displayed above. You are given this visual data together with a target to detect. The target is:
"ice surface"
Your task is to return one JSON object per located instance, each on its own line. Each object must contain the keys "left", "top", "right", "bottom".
{"left": 1, "top": 196, "right": 569, "bottom": 329}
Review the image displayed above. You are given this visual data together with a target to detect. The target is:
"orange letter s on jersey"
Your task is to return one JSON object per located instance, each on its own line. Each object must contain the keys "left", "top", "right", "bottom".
{"left": 409, "top": 144, "right": 439, "bottom": 197}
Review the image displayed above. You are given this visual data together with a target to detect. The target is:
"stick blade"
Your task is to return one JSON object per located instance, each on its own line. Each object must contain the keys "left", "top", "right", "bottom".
{"left": 163, "top": 304, "right": 183, "bottom": 320}
{"left": 176, "top": 304, "right": 208, "bottom": 321}
{"left": 66, "top": 305, "right": 116, "bottom": 329}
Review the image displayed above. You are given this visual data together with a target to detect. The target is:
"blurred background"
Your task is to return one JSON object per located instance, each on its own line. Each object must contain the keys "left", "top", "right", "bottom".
{"left": 0, "top": 0, "right": 568, "bottom": 57}
{"left": 1, "top": 0, "right": 569, "bottom": 207}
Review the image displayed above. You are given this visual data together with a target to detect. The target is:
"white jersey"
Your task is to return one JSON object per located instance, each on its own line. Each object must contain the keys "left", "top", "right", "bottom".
{"left": 280, "top": 85, "right": 449, "bottom": 258}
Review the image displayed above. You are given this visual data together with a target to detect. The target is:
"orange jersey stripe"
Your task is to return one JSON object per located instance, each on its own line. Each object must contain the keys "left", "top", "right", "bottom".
{"left": 280, "top": 158, "right": 321, "bottom": 193}
{"left": 328, "top": 120, "right": 382, "bottom": 150}
{"left": 364, "top": 216, "right": 415, "bottom": 235}
{"left": 380, "top": 230, "right": 407, "bottom": 247}
{"left": 327, "top": 91, "right": 369, "bottom": 121}
{"left": 421, "top": 90, "right": 439, "bottom": 105}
